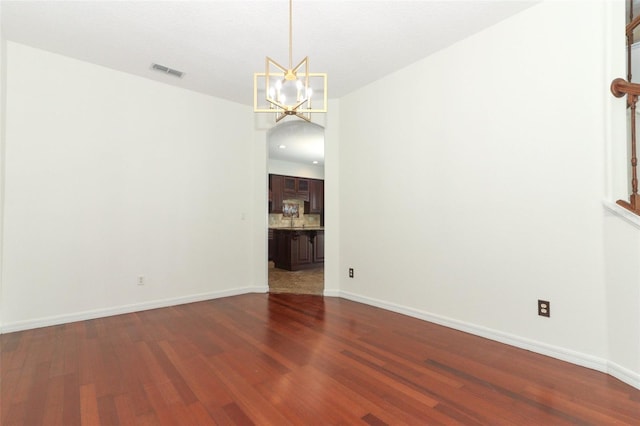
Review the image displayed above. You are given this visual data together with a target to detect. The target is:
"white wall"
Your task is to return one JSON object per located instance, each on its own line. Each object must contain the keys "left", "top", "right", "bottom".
{"left": 603, "top": 0, "right": 640, "bottom": 387}
{"left": 338, "top": 1, "right": 639, "bottom": 388}
{"left": 323, "top": 99, "right": 340, "bottom": 296}
{"left": 268, "top": 158, "right": 324, "bottom": 179}
{"left": 1, "top": 42, "right": 262, "bottom": 331}
{"left": 0, "top": 7, "right": 6, "bottom": 327}
{"left": 251, "top": 125, "right": 269, "bottom": 304}
{"left": 603, "top": 215, "right": 640, "bottom": 382}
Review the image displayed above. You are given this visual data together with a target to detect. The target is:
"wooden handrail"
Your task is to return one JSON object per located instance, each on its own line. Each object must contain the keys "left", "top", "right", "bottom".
{"left": 611, "top": 78, "right": 640, "bottom": 98}
{"left": 627, "top": 14, "right": 640, "bottom": 36}
{"left": 614, "top": 6, "right": 640, "bottom": 215}
{"left": 611, "top": 77, "right": 640, "bottom": 214}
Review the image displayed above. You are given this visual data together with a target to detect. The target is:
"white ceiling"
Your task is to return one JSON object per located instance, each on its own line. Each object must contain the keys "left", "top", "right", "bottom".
{"left": 268, "top": 120, "right": 325, "bottom": 165}
{"left": 0, "top": 0, "right": 537, "bottom": 165}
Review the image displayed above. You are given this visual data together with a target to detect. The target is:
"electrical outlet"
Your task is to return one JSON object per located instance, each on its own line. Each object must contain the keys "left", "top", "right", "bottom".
{"left": 137, "top": 275, "right": 145, "bottom": 286}
{"left": 349, "top": 268, "right": 354, "bottom": 278}
{"left": 538, "top": 300, "right": 550, "bottom": 317}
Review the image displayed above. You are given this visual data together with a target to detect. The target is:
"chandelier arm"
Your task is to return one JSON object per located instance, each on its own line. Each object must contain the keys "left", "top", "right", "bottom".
{"left": 295, "top": 112, "right": 311, "bottom": 122}
{"left": 291, "top": 98, "right": 309, "bottom": 110}
{"left": 267, "top": 97, "right": 308, "bottom": 112}
{"left": 291, "top": 56, "right": 308, "bottom": 74}
{"left": 266, "top": 57, "right": 288, "bottom": 74}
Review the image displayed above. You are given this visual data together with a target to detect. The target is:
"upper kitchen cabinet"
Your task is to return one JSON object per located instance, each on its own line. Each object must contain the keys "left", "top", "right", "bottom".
{"left": 308, "top": 179, "right": 324, "bottom": 214}
{"left": 269, "top": 174, "right": 284, "bottom": 213}
{"left": 270, "top": 174, "right": 323, "bottom": 214}
{"left": 283, "top": 176, "right": 310, "bottom": 201}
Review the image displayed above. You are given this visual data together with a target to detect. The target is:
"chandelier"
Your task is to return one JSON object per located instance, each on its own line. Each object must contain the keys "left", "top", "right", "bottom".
{"left": 253, "top": 0, "right": 327, "bottom": 122}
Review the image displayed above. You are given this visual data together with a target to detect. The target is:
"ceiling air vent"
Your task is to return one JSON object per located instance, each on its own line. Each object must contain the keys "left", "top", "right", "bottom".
{"left": 151, "top": 63, "right": 184, "bottom": 78}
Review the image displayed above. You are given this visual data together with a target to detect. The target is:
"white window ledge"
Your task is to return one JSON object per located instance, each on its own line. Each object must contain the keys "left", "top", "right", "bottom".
{"left": 602, "top": 199, "right": 640, "bottom": 230}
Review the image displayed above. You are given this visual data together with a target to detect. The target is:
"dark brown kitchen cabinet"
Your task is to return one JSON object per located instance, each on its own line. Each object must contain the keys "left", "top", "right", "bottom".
{"left": 268, "top": 229, "right": 275, "bottom": 261}
{"left": 272, "top": 229, "right": 324, "bottom": 271}
{"left": 282, "top": 176, "right": 309, "bottom": 201}
{"left": 308, "top": 179, "right": 324, "bottom": 214}
{"left": 291, "top": 232, "right": 313, "bottom": 267}
{"left": 313, "top": 230, "right": 324, "bottom": 262}
{"left": 283, "top": 176, "right": 296, "bottom": 195}
{"left": 269, "top": 174, "right": 284, "bottom": 213}
{"left": 297, "top": 179, "right": 309, "bottom": 198}
{"left": 269, "top": 174, "right": 323, "bottom": 213}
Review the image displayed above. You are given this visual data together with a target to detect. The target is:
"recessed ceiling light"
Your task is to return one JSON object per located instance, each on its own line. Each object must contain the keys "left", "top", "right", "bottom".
{"left": 279, "top": 145, "right": 286, "bottom": 149}
{"left": 312, "top": 161, "right": 318, "bottom": 164}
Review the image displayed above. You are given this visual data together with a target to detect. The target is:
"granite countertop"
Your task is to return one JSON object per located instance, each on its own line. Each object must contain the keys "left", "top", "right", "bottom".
{"left": 269, "top": 226, "right": 324, "bottom": 231}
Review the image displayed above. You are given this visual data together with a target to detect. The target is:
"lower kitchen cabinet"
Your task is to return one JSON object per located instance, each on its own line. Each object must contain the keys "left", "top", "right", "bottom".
{"left": 268, "top": 229, "right": 274, "bottom": 261}
{"left": 313, "top": 230, "right": 324, "bottom": 262}
{"left": 271, "top": 229, "right": 324, "bottom": 271}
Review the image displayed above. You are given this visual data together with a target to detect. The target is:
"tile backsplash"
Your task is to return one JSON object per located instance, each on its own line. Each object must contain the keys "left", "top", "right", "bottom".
{"left": 269, "top": 199, "right": 321, "bottom": 227}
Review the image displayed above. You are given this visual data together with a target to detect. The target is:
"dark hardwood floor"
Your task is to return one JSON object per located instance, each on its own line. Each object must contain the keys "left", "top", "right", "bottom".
{"left": 2, "top": 293, "right": 639, "bottom": 425}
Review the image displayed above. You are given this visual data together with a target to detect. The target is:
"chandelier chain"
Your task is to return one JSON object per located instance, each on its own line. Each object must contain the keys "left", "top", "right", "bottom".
{"left": 289, "top": 0, "right": 293, "bottom": 69}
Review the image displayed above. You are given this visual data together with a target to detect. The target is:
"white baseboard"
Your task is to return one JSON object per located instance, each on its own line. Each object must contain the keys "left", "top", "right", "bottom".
{"left": 1, "top": 286, "right": 268, "bottom": 334}
{"left": 607, "top": 361, "right": 640, "bottom": 390}
{"left": 338, "top": 290, "right": 640, "bottom": 391}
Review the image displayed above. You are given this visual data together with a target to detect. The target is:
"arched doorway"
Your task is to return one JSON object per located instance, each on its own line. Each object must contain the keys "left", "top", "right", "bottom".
{"left": 266, "top": 121, "right": 325, "bottom": 295}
